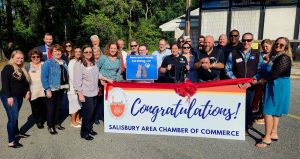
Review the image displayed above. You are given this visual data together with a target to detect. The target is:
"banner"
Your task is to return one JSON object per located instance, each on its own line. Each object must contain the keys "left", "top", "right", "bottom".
{"left": 104, "top": 79, "right": 252, "bottom": 140}
{"left": 126, "top": 55, "right": 158, "bottom": 80}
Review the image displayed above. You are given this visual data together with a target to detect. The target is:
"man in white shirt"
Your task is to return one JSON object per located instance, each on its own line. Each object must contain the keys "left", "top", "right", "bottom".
{"left": 152, "top": 39, "right": 171, "bottom": 82}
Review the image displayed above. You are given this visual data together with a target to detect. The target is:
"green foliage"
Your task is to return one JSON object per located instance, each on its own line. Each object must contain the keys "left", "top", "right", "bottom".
{"left": 80, "top": 12, "right": 120, "bottom": 45}
{"left": 133, "top": 18, "right": 161, "bottom": 52}
{"left": 0, "top": 0, "right": 198, "bottom": 53}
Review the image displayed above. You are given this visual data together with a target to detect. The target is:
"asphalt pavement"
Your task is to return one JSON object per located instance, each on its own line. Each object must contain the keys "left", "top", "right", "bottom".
{"left": 0, "top": 62, "right": 299, "bottom": 159}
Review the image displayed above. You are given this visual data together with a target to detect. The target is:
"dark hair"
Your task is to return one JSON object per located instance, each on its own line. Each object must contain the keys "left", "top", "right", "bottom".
{"left": 198, "top": 35, "right": 205, "bottom": 39}
{"left": 177, "top": 37, "right": 184, "bottom": 42}
{"left": 182, "top": 42, "right": 191, "bottom": 48}
{"left": 139, "top": 44, "right": 148, "bottom": 50}
{"left": 104, "top": 42, "right": 121, "bottom": 59}
{"left": 28, "top": 48, "right": 43, "bottom": 61}
{"left": 62, "top": 40, "right": 74, "bottom": 58}
{"left": 242, "top": 32, "right": 254, "bottom": 39}
{"left": 80, "top": 45, "right": 95, "bottom": 67}
{"left": 44, "top": 32, "right": 52, "bottom": 37}
{"left": 230, "top": 29, "right": 240, "bottom": 35}
{"left": 170, "top": 43, "right": 179, "bottom": 49}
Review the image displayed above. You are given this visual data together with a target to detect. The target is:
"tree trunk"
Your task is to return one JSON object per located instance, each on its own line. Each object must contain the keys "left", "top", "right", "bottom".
{"left": 145, "top": 2, "right": 148, "bottom": 20}
{"left": 5, "top": 0, "right": 13, "bottom": 42}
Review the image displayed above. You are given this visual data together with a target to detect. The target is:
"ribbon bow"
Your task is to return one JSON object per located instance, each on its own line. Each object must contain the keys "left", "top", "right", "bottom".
{"left": 174, "top": 81, "right": 197, "bottom": 98}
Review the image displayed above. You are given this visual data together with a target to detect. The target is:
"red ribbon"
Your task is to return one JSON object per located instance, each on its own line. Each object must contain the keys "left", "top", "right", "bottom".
{"left": 105, "top": 78, "right": 253, "bottom": 100}
{"left": 174, "top": 80, "right": 197, "bottom": 97}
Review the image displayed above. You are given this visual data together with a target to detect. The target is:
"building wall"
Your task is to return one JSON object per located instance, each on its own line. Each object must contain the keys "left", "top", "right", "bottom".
{"left": 231, "top": 8, "right": 261, "bottom": 38}
{"left": 201, "top": 10, "right": 228, "bottom": 39}
{"left": 263, "top": 6, "right": 297, "bottom": 40}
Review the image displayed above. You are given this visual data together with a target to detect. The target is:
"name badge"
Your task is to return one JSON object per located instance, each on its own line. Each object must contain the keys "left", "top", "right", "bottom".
{"left": 236, "top": 58, "right": 243, "bottom": 63}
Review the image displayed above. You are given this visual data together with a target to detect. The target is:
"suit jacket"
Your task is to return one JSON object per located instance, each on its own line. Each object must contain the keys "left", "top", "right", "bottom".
{"left": 36, "top": 45, "right": 49, "bottom": 61}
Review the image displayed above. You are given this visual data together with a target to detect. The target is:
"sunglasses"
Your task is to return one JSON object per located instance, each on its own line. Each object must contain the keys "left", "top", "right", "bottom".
{"left": 84, "top": 51, "right": 92, "bottom": 54}
{"left": 183, "top": 47, "right": 190, "bottom": 49}
{"left": 31, "top": 56, "right": 40, "bottom": 59}
{"left": 230, "top": 35, "right": 239, "bottom": 37}
{"left": 275, "top": 43, "right": 285, "bottom": 48}
{"left": 131, "top": 45, "right": 137, "bottom": 47}
{"left": 66, "top": 44, "right": 72, "bottom": 47}
{"left": 242, "top": 39, "right": 252, "bottom": 42}
{"left": 179, "top": 40, "right": 184, "bottom": 43}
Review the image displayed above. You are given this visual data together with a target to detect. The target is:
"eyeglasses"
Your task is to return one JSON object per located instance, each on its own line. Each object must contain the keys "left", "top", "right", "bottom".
{"left": 275, "top": 43, "right": 285, "bottom": 48}
{"left": 230, "top": 35, "right": 239, "bottom": 38}
{"left": 183, "top": 47, "right": 190, "bottom": 49}
{"left": 66, "top": 44, "right": 72, "bottom": 47}
{"left": 31, "top": 56, "right": 40, "bottom": 59}
{"left": 84, "top": 51, "right": 92, "bottom": 54}
{"left": 131, "top": 45, "right": 137, "bottom": 47}
{"left": 242, "top": 39, "right": 253, "bottom": 43}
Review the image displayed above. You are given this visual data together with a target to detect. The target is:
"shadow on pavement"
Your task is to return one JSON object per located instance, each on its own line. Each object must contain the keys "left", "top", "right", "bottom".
{"left": 249, "top": 127, "right": 265, "bottom": 143}
{"left": 20, "top": 114, "right": 35, "bottom": 134}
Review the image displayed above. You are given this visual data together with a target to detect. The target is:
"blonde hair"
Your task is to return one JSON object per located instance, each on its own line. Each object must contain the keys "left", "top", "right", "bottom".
{"left": 271, "top": 37, "right": 293, "bottom": 58}
{"left": 92, "top": 46, "right": 103, "bottom": 55}
{"left": 8, "top": 50, "right": 30, "bottom": 82}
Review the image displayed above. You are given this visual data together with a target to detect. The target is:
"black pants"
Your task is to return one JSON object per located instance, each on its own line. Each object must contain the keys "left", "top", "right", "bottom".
{"left": 94, "top": 95, "right": 104, "bottom": 122}
{"left": 45, "top": 89, "right": 64, "bottom": 128}
{"left": 81, "top": 96, "right": 97, "bottom": 138}
{"left": 29, "top": 97, "right": 47, "bottom": 125}
{"left": 246, "top": 87, "right": 256, "bottom": 130}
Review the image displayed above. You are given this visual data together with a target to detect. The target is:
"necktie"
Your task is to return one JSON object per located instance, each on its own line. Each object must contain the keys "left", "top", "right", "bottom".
{"left": 47, "top": 48, "right": 52, "bottom": 59}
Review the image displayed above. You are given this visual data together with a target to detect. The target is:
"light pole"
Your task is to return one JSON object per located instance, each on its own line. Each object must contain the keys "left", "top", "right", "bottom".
{"left": 185, "top": 0, "right": 191, "bottom": 37}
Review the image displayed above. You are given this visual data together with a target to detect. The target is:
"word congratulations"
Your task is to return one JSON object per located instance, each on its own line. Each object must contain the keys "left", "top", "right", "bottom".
{"left": 131, "top": 98, "right": 241, "bottom": 122}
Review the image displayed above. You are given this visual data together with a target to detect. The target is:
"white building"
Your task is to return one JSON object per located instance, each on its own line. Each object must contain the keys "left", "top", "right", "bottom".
{"left": 159, "top": 1, "right": 300, "bottom": 49}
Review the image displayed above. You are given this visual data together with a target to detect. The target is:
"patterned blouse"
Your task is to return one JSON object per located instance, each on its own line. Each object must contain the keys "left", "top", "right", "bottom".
{"left": 97, "top": 55, "right": 121, "bottom": 81}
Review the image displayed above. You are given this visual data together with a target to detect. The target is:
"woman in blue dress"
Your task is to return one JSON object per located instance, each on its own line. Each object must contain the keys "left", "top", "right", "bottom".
{"left": 256, "top": 37, "right": 292, "bottom": 148}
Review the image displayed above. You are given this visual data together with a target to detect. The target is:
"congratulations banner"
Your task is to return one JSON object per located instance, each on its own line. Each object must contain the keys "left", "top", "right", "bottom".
{"left": 104, "top": 79, "right": 252, "bottom": 140}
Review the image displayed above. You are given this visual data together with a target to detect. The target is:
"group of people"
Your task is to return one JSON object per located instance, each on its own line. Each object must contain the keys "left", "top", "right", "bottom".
{"left": 0, "top": 30, "right": 292, "bottom": 149}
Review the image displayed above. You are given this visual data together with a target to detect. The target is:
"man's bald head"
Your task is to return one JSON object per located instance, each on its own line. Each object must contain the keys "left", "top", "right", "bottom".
{"left": 204, "top": 35, "right": 215, "bottom": 53}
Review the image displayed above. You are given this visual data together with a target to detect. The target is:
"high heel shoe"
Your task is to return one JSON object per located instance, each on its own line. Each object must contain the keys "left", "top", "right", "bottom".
{"left": 48, "top": 127, "right": 58, "bottom": 135}
{"left": 8, "top": 141, "right": 23, "bottom": 148}
{"left": 90, "top": 130, "right": 98, "bottom": 136}
{"left": 83, "top": 135, "right": 94, "bottom": 141}
{"left": 55, "top": 125, "right": 65, "bottom": 130}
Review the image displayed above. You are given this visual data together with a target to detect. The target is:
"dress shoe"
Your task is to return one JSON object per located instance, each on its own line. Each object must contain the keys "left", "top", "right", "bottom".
{"left": 90, "top": 130, "right": 98, "bottom": 136}
{"left": 94, "top": 120, "right": 100, "bottom": 125}
{"left": 8, "top": 141, "right": 23, "bottom": 148}
{"left": 55, "top": 125, "right": 65, "bottom": 130}
{"left": 48, "top": 127, "right": 58, "bottom": 135}
{"left": 16, "top": 133, "right": 30, "bottom": 138}
{"left": 83, "top": 135, "right": 94, "bottom": 141}
{"left": 37, "top": 123, "right": 44, "bottom": 129}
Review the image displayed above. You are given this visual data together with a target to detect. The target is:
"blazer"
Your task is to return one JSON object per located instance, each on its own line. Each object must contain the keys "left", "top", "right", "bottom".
{"left": 36, "top": 45, "right": 49, "bottom": 61}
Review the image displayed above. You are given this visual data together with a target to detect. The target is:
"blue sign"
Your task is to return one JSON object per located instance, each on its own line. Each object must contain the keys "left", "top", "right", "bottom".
{"left": 126, "top": 55, "right": 158, "bottom": 80}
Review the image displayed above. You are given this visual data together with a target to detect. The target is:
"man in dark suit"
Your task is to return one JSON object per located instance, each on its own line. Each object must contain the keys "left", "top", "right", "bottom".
{"left": 36, "top": 33, "right": 53, "bottom": 61}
